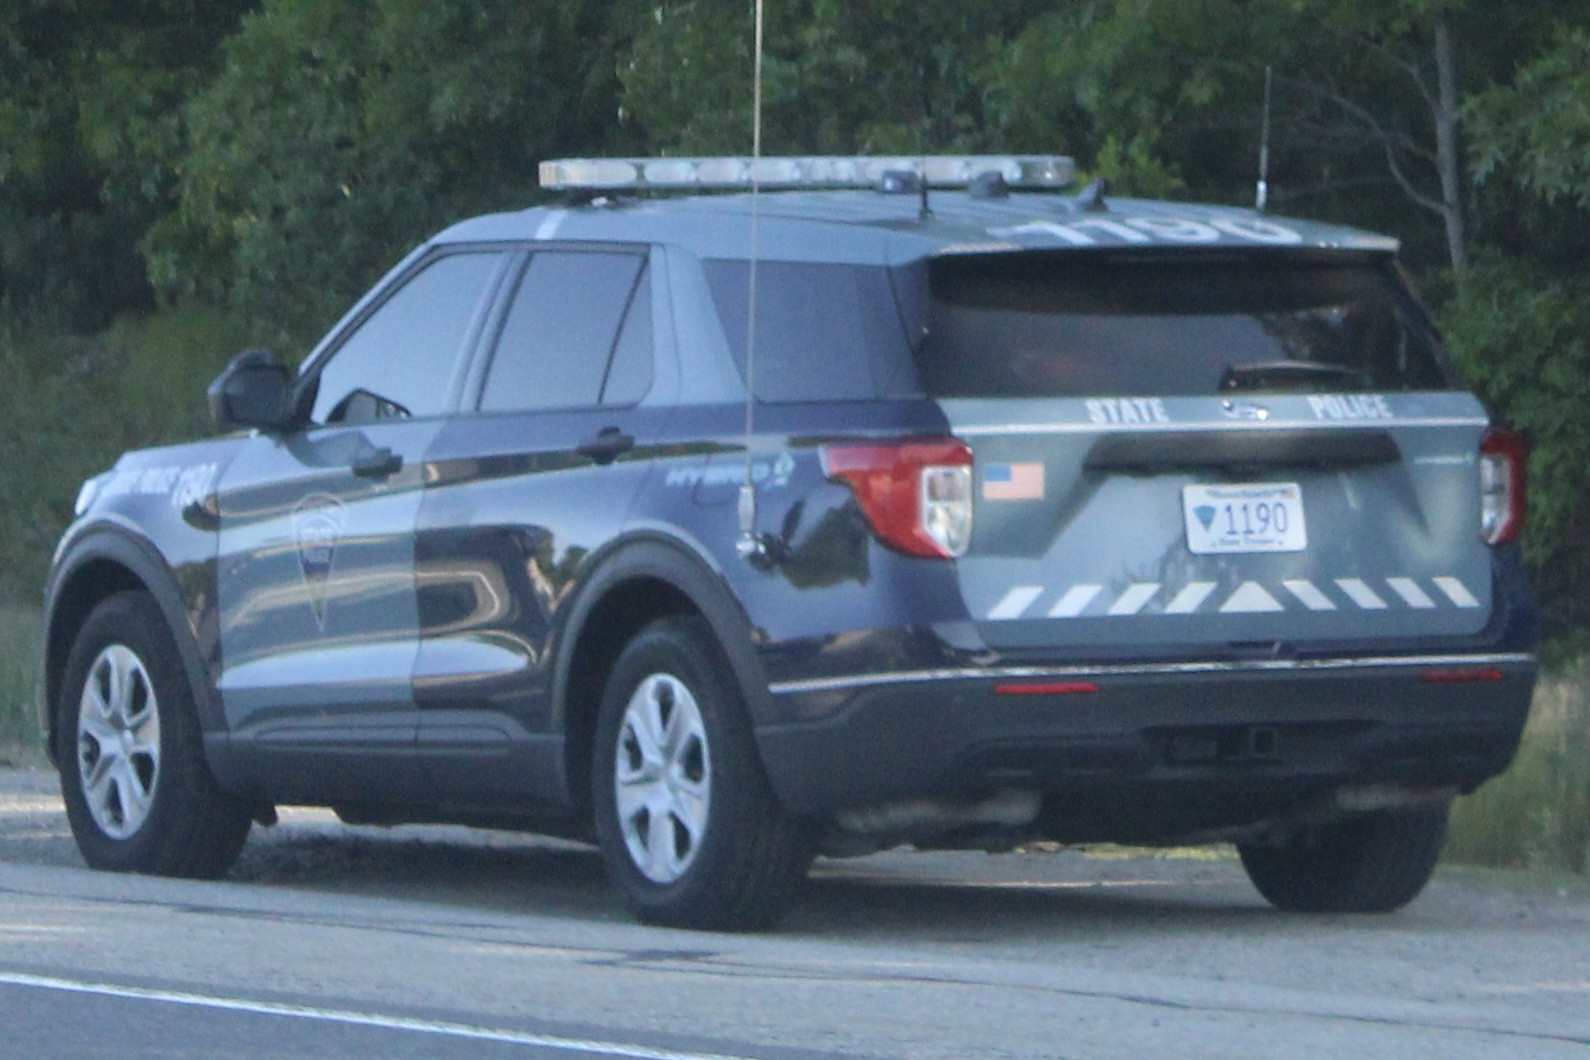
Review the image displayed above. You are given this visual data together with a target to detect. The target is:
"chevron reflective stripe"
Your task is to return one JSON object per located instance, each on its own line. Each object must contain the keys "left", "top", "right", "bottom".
{"left": 1386, "top": 577, "right": 1437, "bottom": 609}
{"left": 1335, "top": 578, "right": 1388, "bottom": 609}
{"left": 1106, "top": 582, "right": 1160, "bottom": 615}
{"left": 1048, "top": 584, "right": 1103, "bottom": 617}
{"left": 1433, "top": 576, "right": 1482, "bottom": 608}
{"left": 1282, "top": 579, "right": 1336, "bottom": 611}
{"left": 1220, "top": 582, "right": 1284, "bottom": 613}
{"left": 1164, "top": 582, "right": 1217, "bottom": 614}
{"left": 983, "top": 576, "right": 1483, "bottom": 620}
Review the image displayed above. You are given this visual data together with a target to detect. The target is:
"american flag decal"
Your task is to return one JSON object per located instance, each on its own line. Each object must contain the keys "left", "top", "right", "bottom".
{"left": 982, "top": 462, "right": 1045, "bottom": 501}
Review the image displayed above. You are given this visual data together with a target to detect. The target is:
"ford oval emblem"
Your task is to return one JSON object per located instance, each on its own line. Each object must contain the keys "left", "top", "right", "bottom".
{"left": 1221, "top": 399, "right": 1270, "bottom": 421}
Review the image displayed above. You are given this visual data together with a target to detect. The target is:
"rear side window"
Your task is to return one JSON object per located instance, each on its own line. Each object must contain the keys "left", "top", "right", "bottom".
{"left": 916, "top": 255, "right": 1453, "bottom": 398}
{"left": 704, "top": 260, "right": 920, "bottom": 402}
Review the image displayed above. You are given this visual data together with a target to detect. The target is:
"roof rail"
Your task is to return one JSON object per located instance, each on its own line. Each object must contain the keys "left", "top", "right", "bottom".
{"left": 538, "top": 155, "right": 1076, "bottom": 193}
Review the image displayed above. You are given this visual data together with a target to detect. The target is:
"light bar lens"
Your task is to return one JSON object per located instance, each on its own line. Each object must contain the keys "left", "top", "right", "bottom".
{"left": 539, "top": 155, "right": 1076, "bottom": 192}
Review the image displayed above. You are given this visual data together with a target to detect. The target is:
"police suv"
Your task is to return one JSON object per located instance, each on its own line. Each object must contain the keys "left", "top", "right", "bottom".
{"left": 40, "top": 155, "right": 1537, "bottom": 929}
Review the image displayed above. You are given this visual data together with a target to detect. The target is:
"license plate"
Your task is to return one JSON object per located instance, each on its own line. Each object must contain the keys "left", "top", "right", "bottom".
{"left": 1183, "top": 482, "right": 1307, "bottom": 554}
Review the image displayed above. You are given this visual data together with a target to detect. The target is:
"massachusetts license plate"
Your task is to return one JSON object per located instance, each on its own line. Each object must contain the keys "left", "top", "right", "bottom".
{"left": 1183, "top": 482, "right": 1307, "bottom": 554}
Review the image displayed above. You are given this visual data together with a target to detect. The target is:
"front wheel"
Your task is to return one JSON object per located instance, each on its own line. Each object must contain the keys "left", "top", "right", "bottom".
{"left": 592, "top": 616, "right": 813, "bottom": 930}
{"left": 58, "top": 591, "right": 252, "bottom": 878}
{"left": 1238, "top": 803, "right": 1450, "bottom": 913}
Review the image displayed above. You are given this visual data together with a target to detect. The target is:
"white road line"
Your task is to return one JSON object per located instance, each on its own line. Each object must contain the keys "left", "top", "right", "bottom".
{"left": 987, "top": 585, "right": 1044, "bottom": 620}
{"left": 1106, "top": 583, "right": 1160, "bottom": 616}
{"left": 1048, "top": 584, "right": 1103, "bottom": 618}
{"left": 0, "top": 972, "right": 751, "bottom": 1060}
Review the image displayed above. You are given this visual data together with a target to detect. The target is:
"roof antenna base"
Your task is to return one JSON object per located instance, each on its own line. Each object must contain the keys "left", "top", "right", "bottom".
{"left": 1075, "top": 177, "right": 1110, "bottom": 213}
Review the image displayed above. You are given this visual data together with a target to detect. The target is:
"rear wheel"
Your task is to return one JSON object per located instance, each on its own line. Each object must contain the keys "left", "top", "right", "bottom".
{"left": 1238, "top": 803, "right": 1450, "bottom": 913}
{"left": 58, "top": 592, "right": 252, "bottom": 878}
{"left": 592, "top": 616, "right": 813, "bottom": 930}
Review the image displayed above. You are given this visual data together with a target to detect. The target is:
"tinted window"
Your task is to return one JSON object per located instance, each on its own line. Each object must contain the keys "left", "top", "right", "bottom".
{"left": 602, "top": 267, "right": 653, "bottom": 405}
{"left": 312, "top": 252, "right": 503, "bottom": 423}
{"left": 917, "top": 256, "right": 1452, "bottom": 398}
{"left": 704, "top": 260, "right": 920, "bottom": 402}
{"left": 480, "top": 251, "right": 646, "bottom": 411}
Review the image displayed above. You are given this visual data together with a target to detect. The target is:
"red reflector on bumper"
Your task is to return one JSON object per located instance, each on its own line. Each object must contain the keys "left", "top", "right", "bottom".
{"left": 1421, "top": 668, "right": 1505, "bottom": 684}
{"left": 994, "top": 681, "right": 1100, "bottom": 696}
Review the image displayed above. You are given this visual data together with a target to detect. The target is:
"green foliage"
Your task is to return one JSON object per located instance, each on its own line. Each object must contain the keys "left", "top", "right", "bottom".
{"left": 0, "top": 0, "right": 255, "bottom": 336}
{"left": 1469, "top": 31, "right": 1590, "bottom": 209}
{"left": 1441, "top": 254, "right": 1590, "bottom": 639}
{"left": 147, "top": 0, "right": 634, "bottom": 351}
{"left": 621, "top": 1, "right": 1055, "bottom": 156}
{"left": 0, "top": 305, "right": 251, "bottom": 602}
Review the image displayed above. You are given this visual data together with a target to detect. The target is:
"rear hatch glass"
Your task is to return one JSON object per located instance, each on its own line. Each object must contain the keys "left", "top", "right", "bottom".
{"left": 921, "top": 252, "right": 1493, "bottom": 655}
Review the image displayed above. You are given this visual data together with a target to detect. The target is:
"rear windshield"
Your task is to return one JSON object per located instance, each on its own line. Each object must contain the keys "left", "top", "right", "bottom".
{"left": 917, "top": 255, "right": 1453, "bottom": 398}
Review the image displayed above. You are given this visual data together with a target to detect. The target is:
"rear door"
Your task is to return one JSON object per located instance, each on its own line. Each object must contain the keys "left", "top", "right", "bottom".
{"left": 412, "top": 245, "right": 663, "bottom": 801}
{"left": 917, "top": 251, "right": 1495, "bottom": 655}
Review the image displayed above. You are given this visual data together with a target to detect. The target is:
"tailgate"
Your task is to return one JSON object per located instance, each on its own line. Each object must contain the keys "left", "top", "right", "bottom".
{"left": 947, "top": 393, "right": 1492, "bottom": 651}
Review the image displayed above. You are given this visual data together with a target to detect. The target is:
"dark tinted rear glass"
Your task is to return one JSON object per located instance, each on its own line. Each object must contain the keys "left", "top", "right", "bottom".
{"left": 704, "top": 260, "right": 920, "bottom": 402}
{"left": 917, "top": 255, "right": 1452, "bottom": 398}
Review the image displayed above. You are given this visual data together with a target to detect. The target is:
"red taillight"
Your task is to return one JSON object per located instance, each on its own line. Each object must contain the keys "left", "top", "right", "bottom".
{"left": 1480, "top": 428, "right": 1527, "bottom": 545}
{"left": 823, "top": 439, "right": 973, "bottom": 558}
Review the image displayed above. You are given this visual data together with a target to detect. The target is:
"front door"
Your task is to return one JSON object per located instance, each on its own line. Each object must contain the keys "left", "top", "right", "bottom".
{"left": 214, "top": 248, "right": 511, "bottom": 802}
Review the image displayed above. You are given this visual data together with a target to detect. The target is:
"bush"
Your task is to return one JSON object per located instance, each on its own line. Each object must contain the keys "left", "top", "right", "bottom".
{"left": 1440, "top": 253, "right": 1590, "bottom": 645}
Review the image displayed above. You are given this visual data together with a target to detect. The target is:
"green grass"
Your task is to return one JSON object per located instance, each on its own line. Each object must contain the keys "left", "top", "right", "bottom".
{"left": 1445, "top": 664, "right": 1590, "bottom": 874}
{"left": 0, "top": 304, "right": 255, "bottom": 603}
{"left": 0, "top": 604, "right": 44, "bottom": 767}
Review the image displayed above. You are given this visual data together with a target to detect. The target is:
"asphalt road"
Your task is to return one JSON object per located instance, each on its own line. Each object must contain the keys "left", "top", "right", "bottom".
{"left": 2, "top": 766, "right": 1588, "bottom": 1058}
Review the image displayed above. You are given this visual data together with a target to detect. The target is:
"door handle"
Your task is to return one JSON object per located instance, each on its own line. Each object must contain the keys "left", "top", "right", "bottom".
{"left": 577, "top": 427, "right": 635, "bottom": 466}
{"left": 351, "top": 446, "right": 403, "bottom": 479}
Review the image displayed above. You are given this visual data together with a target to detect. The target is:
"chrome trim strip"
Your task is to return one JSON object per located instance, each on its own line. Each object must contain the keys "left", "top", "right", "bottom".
{"left": 952, "top": 417, "right": 1488, "bottom": 437}
{"left": 767, "top": 652, "right": 1534, "bottom": 696}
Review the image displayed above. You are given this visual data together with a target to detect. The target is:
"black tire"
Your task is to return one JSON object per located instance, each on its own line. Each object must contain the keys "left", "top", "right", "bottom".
{"left": 1238, "top": 803, "right": 1450, "bottom": 913}
{"left": 591, "top": 615, "right": 814, "bottom": 931}
{"left": 58, "top": 591, "right": 252, "bottom": 878}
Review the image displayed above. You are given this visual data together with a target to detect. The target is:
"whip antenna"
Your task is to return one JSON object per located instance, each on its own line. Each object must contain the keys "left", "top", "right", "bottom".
{"left": 1256, "top": 66, "right": 1273, "bottom": 213}
{"left": 737, "top": 0, "right": 768, "bottom": 561}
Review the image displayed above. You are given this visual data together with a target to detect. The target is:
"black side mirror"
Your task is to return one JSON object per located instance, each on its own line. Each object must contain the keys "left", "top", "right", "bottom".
{"left": 208, "top": 349, "right": 295, "bottom": 432}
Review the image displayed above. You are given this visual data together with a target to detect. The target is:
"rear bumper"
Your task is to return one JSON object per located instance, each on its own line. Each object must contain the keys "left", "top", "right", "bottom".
{"left": 754, "top": 652, "right": 1537, "bottom": 831}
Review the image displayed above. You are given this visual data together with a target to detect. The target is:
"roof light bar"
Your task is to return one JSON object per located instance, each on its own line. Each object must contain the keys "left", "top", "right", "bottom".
{"left": 538, "top": 155, "right": 1076, "bottom": 192}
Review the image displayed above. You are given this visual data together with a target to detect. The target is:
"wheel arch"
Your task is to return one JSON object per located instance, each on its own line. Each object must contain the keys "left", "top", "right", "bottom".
{"left": 42, "top": 526, "right": 220, "bottom": 769}
{"left": 552, "top": 535, "right": 771, "bottom": 816}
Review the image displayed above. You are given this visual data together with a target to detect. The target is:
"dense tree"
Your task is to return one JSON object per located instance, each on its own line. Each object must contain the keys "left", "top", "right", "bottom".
{"left": 0, "top": 0, "right": 255, "bottom": 334}
{"left": 146, "top": 0, "right": 638, "bottom": 349}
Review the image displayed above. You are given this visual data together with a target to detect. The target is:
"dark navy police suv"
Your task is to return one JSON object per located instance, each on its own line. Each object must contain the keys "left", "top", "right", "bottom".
{"left": 40, "top": 155, "right": 1537, "bottom": 929}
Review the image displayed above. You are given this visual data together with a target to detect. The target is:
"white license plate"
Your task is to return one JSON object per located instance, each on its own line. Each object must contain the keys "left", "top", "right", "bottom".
{"left": 1183, "top": 483, "right": 1307, "bottom": 554}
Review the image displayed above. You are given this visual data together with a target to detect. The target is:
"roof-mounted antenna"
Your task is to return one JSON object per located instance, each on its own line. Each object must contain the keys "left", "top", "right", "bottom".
{"left": 1074, "top": 177, "right": 1110, "bottom": 212}
{"left": 737, "top": 0, "right": 770, "bottom": 565}
{"left": 1256, "top": 66, "right": 1273, "bottom": 213}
